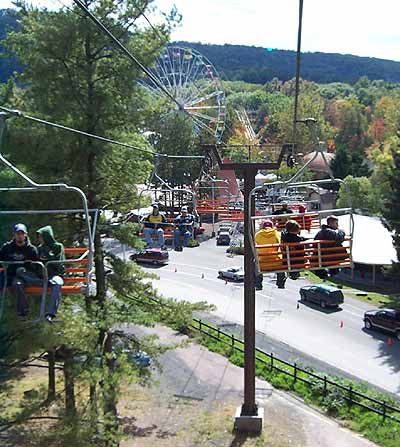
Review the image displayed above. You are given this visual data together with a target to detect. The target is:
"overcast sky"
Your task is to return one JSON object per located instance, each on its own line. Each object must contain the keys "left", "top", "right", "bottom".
{"left": 3, "top": 1, "right": 400, "bottom": 61}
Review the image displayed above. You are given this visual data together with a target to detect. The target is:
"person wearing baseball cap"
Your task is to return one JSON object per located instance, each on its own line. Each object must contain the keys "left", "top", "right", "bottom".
{"left": 0, "top": 223, "right": 40, "bottom": 317}
{"left": 142, "top": 203, "right": 167, "bottom": 249}
{"left": 314, "top": 215, "right": 346, "bottom": 279}
{"left": 173, "top": 206, "right": 194, "bottom": 251}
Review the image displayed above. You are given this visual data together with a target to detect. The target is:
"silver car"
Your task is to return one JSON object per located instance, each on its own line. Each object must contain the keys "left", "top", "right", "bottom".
{"left": 218, "top": 266, "right": 244, "bottom": 282}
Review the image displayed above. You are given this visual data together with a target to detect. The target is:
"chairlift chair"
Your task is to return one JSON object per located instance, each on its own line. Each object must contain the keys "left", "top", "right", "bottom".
{"left": 0, "top": 153, "right": 96, "bottom": 323}
{"left": 249, "top": 118, "right": 354, "bottom": 277}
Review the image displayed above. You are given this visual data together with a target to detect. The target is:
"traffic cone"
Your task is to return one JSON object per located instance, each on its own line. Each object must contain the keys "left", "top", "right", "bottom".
{"left": 340, "top": 320, "right": 344, "bottom": 328}
{"left": 387, "top": 337, "right": 393, "bottom": 346}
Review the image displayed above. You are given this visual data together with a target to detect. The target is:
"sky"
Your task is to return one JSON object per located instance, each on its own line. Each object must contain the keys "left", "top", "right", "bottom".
{"left": 3, "top": 0, "right": 400, "bottom": 62}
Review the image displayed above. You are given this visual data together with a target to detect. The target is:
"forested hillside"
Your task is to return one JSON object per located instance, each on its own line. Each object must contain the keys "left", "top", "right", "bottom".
{"left": 174, "top": 41, "right": 400, "bottom": 85}
{"left": 3, "top": 7, "right": 400, "bottom": 86}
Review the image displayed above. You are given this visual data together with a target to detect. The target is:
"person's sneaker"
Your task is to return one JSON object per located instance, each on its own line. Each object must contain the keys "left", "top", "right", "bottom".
{"left": 161, "top": 246, "right": 167, "bottom": 250}
{"left": 255, "top": 285, "right": 263, "bottom": 291}
{"left": 277, "top": 284, "right": 286, "bottom": 289}
{"left": 17, "top": 311, "right": 29, "bottom": 318}
{"left": 45, "top": 314, "right": 55, "bottom": 324}
{"left": 174, "top": 246, "right": 183, "bottom": 252}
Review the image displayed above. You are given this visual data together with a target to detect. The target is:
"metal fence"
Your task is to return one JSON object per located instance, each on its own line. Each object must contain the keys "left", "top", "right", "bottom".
{"left": 190, "top": 318, "right": 400, "bottom": 424}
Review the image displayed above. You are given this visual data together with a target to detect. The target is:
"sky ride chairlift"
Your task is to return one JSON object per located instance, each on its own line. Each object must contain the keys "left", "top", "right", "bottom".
{"left": 136, "top": 154, "right": 198, "bottom": 244}
{"left": 0, "top": 149, "right": 96, "bottom": 323}
{"left": 249, "top": 118, "right": 354, "bottom": 277}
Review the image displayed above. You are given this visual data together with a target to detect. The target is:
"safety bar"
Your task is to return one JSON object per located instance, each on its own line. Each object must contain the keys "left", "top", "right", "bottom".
{"left": 256, "top": 237, "right": 352, "bottom": 274}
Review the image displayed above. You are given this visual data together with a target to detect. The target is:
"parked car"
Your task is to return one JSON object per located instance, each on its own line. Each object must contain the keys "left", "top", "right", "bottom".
{"left": 363, "top": 309, "right": 400, "bottom": 340}
{"left": 216, "top": 231, "right": 231, "bottom": 246}
{"left": 218, "top": 266, "right": 244, "bottom": 281}
{"left": 129, "top": 248, "right": 169, "bottom": 265}
{"left": 299, "top": 284, "right": 344, "bottom": 308}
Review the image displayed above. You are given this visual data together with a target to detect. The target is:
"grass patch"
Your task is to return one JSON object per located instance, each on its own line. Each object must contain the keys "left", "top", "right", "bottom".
{"left": 193, "top": 319, "right": 400, "bottom": 447}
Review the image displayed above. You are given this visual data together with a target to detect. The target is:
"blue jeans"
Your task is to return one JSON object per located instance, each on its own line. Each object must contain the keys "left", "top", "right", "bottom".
{"left": 143, "top": 227, "right": 165, "bottom": 247}
{"left": 12, "top": 270, "right": 63, "bottom": 317}
{"left": 47, "top": 275, "right": 63, "bottom": 317}
{"left": 174, "top": 229, "right": 191, "bottom": 248}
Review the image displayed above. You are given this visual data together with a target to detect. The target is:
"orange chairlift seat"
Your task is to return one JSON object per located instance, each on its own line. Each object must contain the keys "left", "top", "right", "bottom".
{"left": 270, "top": 210, "right": 321, "bottom": 232}
{"left": 250, "top": 117, "right": 354, "bottom": 275}
{"left": 251, "top": 206, "right": 354, "bottom": 275}
{"left": 0, "top": 151, "right": 95, "bottom": 322}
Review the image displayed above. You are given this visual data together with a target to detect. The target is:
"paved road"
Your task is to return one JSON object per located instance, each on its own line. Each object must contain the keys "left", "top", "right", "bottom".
{"left": 121, "top": 238, "right": 400, "bottom": 397}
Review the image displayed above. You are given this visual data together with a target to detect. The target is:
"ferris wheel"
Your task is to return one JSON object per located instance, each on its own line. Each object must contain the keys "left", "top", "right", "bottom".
{"left": 141, "top": 46, "right": 227, "bottom": 141}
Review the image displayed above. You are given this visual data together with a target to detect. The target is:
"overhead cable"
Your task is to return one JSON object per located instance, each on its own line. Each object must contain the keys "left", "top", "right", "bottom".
{"left": 72, "top": 0, "right": 182, "bottom": 111}
{"left": 0, "top": 106, "right": 204, "bottom": 159}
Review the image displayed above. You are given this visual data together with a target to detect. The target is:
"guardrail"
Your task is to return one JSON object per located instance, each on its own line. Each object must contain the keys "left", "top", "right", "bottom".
{"left": 190, "top": 318, "right": 400, "bottom": 424}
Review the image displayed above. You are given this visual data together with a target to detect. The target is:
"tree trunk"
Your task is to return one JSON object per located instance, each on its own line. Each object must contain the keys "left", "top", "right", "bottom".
{"left": 63, "top": 351, "right": 76, "bottom": 418}
{"left": 102, "top": 332, "right": 119, "bottom": 447}
{"left": 47, "top": 349, "right": 56, "bottom": 402}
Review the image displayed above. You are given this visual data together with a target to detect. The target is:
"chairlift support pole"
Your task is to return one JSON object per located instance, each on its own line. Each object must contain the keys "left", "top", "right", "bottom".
{"left": 205, "top": 143, "right": 285, "bottom": 432}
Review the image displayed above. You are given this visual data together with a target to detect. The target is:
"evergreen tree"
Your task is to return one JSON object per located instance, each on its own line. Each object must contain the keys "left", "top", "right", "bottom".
{"left": 330, "top": 144, "right": 351, "bottom": 179}
{"left": 0, "top": 2, "right": 207, "bottom": 446}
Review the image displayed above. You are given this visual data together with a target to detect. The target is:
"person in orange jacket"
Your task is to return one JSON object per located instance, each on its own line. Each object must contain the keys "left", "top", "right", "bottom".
{"left": 255, "top": 220, "right": 286, "bottom": 288}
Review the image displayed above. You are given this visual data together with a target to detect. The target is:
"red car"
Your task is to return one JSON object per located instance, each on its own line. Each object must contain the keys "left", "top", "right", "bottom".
{"left": 130, "top": 248, "right": 169, "bottom": 266}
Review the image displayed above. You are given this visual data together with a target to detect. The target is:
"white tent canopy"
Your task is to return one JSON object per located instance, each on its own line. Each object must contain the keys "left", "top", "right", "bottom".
{"left": 335, "top": 214, "right": 397, "bottom": 265}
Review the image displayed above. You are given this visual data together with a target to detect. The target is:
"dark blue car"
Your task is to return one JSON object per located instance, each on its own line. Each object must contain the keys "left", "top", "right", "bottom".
{"left": 300, "top": 284, "right": 344, "bottom": 308}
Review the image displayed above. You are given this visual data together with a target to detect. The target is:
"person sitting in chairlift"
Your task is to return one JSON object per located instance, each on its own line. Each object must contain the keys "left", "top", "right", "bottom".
{"left": 142, "top": 203, "right": 167, "bottom": 249}
{"left": 36, "top": 226, "right": 65, "bottom": 323}
{"left": 0, "top": 223, "right": 40, "bottom": 318}
{"left": 272, "top": 201, "right": 293, "bottom": 215}
{"left": 173, "top": 206, "right": 194, "bottom": 251}
{"left": 314, "top": 215, "right": 346, "bottom": 280}
{"left": 255, "top": 220, "right": 286, "bottom": 289}
{"left": 281, "top": 220, "right": 308, "bottom": 281}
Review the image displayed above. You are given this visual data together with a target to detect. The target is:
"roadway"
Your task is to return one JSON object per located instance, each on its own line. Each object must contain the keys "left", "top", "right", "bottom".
{"left": 124, "top": 238, "right": 400, "bottom": 398}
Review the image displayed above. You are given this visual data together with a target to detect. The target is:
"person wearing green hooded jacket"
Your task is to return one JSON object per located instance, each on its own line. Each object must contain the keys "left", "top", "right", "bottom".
{"left": 36, "top": 226, "right": 65, "bottom": 323}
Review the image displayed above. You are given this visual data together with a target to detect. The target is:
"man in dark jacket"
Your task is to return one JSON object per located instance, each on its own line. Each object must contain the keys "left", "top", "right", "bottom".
{"left": 173, "top": 206, "right": 194, "bottom": 251}
{"left": 314, "top": 216, "right": 346, "bottom": 279}
{"left": 281, "top": 220, "right": 307, "bottom": 280}
{"left": 0, "top": 223, "right": 41, "bottom": 317}
{"left": 36, "top": 226, "right": 65, "bottom": 323}
{"left": 272, "top": 202, "right": 293, "bottom": 215}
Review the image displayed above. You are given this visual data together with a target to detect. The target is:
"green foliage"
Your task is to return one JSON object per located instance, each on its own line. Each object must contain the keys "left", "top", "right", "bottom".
{"left": 337, "top": 175, "right": 374, "bottom": 211}
{"left": 330, "top": 144, "right": 352, "bottom": 179}
{"left": 380, "top": 138, "right": 400, "bottom": 277}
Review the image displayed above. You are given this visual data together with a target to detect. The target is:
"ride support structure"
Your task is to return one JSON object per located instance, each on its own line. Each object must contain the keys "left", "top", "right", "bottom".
{"left": 204, "top": 142, "right": 287, "bottom": 432}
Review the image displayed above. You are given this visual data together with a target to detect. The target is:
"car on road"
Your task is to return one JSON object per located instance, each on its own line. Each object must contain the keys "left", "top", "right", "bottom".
{"left": 218, "top": 225, "right": 234, "bottom": 235}
{"left": 363, "top": 308, "right": 400, "bottom": 340}
{"left": 216, "top": 231, "right": 231, "bottom": 246}
{"left": 299, "top": 284, "right": 344, "bottom": 308}
{"left": 218, "top": 266, "right": 244, "bottom": 282}
{"left": 129, "top": 248, "right": 169, "bottom": 265}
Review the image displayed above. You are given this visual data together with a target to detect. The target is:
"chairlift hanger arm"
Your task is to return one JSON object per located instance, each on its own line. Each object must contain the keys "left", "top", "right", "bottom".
{"left": 0, "top": 153, "right": 94, "bottom": 255}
